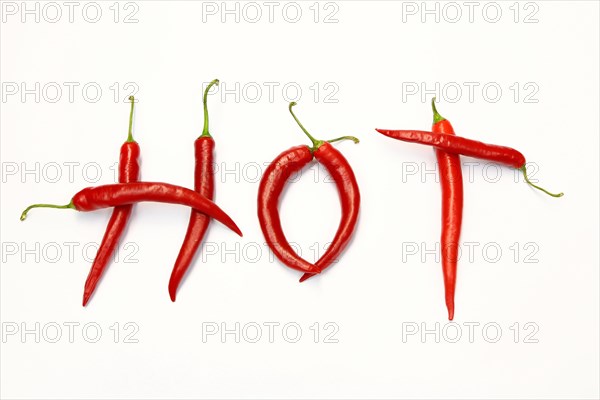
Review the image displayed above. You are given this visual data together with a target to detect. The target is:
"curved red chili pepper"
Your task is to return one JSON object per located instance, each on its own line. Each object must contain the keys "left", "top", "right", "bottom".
{"left": 299, "top": 142, "right": 360, "bottom": 282}
{"left": 20, "top": 182, "right": 243, "bottom": 237}
{"left": 83, "top": 96, "right": 140, "bottom": 306}
{"left": 258, "top": 102, "right": 360, "bottom": 276}
{"left": 258, "top": 145, "right": 318, "bottom": 273}
{"left": 432, "top": 99, "right": 463, "bottom": 321}
{"left": 374, "top": 129, "right": 562, "bottom": 197}
{"left": 169, "top": 79, "right": 218, "bottom": 302}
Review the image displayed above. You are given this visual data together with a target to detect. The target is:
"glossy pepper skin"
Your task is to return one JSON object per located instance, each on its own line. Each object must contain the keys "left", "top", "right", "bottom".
{"left": 299, "top": 142, "right": 360, "bottom": 282}
{"left": 21, "top": 182, "right": 243, "bottom": 237}
{"left": 258, "top": 145, "right": 320, "bottom": 274}
{"left": 83, "top": 97, "right": 140, "bottom": 306}
{"left": 375, "top": 129, "right": 526, "bottom": 168}
{"left": 169, "top": 137, "right": 215, "bottom": 301}
{"left": 83, "top": 141, "right": 140, "bottom": 306}
{"left": 258, "top": 102, "right": 360, "bottom": 277}
{"left": 169, "top": 80, "right": 219, "bottom": 302}
{"left": 432, "top": 103, "right": 463, "bottom": 321}
{"left": 374, "top": 128, "right": 562, "bottom": 197}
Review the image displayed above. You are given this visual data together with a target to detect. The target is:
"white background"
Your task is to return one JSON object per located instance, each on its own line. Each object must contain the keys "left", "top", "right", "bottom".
{"left": 1, "top": 1, "right": 599, "bottom": 399}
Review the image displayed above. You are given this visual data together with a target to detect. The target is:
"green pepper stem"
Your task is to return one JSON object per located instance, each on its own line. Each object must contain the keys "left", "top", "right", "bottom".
{"left": 289, "top": 102, "right": 324, "bottom": 150}
{"left": 288, "top": 102, "right": 360, "bottom": 149}
{"left": 127, "top": 96, "right": 135, "bottom": 142}
{"left": 20, "top": 201, "right": 75, "bottom": 221}
{"left": 327, "top": 136, "right": 360, "bottom": 144}
{"left": 520, "top": 166, "right": 563, "bottom": 198}
{"left": 432, "top": 97, "right": 445, "bottom": 124}
{"left": 201, "top": 79, "right": 220, "bottom": 138}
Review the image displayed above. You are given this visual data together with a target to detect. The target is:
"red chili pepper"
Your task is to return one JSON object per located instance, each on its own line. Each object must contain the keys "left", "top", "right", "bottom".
{"left": 169, "top": 79, "right": 219, "bottom": 302}
{"left": 82, "top": 96, "right": 140, "bottom": 306}
{"left": 374, "top": 129, "right": 563, "bottom": 197}
{"left": 299, "top": 142, "right": 360, "bottom": 282}
{"left": 259, "top": 145, "right": 318, "bottom": 273}
{"left": 258, "top": 102, "right": 360, "bottom": 276}
{"left": 432, "top": 99, "right": 463, "bottom": 321}
{"left": 20, "top": 182, "right": 243, "bottom": 237}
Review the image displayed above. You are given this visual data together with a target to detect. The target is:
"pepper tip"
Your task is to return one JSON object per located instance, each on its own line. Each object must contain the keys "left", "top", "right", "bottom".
{"left": 447, "top": 304, "right": 454, "bottom": 321}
